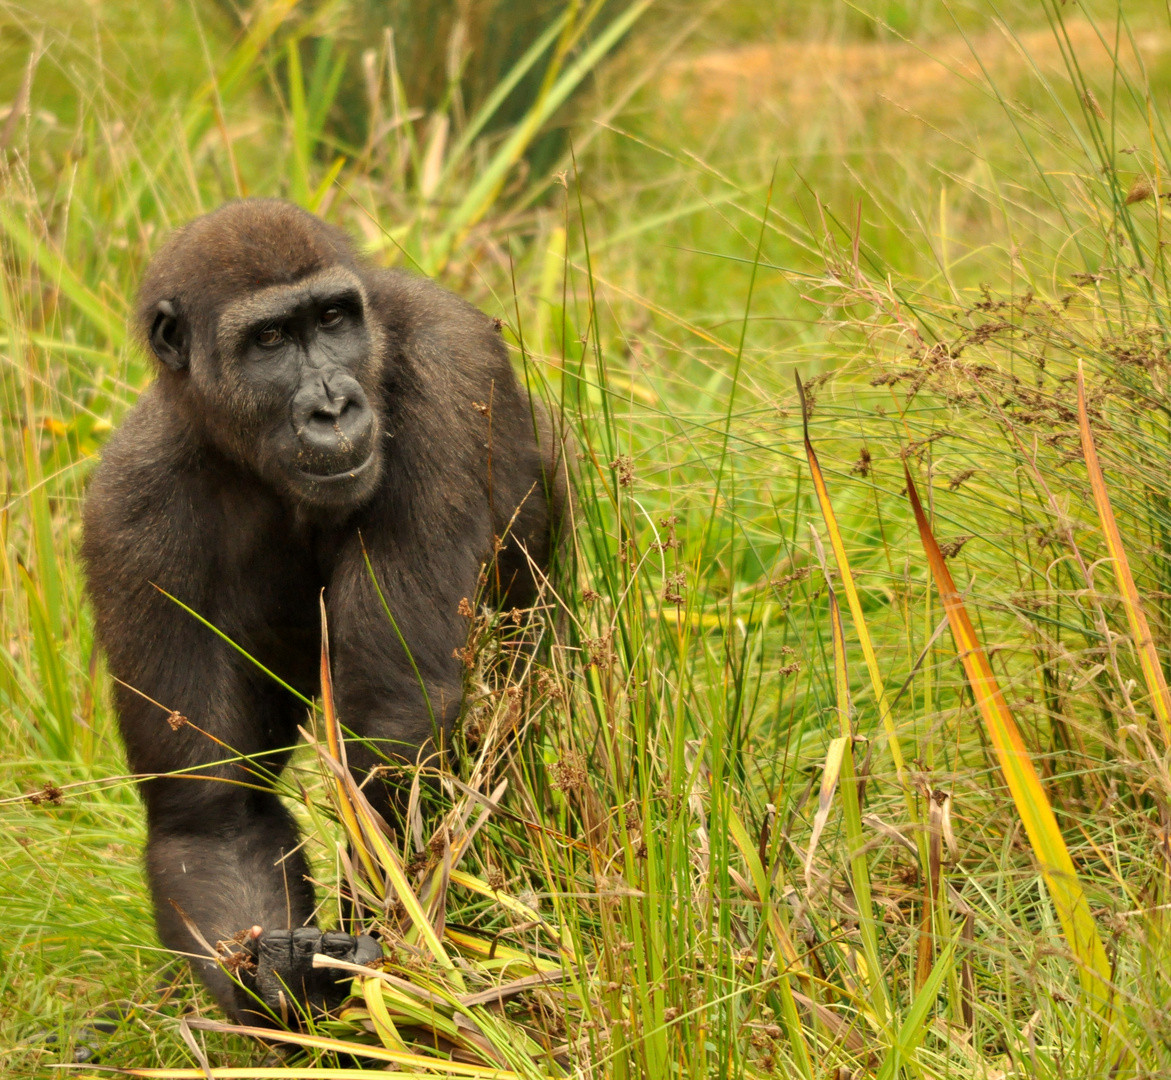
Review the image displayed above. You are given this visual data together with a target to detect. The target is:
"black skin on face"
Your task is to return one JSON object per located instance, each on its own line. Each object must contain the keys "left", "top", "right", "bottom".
{"left": 81, "top": 199, "right": 565, "bottom": 1027}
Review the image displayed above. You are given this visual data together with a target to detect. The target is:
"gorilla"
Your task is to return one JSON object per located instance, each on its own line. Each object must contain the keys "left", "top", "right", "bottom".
{"left": 81, "top": 199, "right": 562, "bottom": 1026}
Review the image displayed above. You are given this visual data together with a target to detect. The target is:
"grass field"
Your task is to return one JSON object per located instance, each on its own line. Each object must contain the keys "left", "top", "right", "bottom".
{"left": 2, "top": 1, "right": 1170, "bottom": 1076}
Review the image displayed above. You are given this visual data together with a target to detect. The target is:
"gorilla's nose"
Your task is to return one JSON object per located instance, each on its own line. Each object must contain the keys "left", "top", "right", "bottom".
{"left": 294, "top": 378, "right": 376, "bottom": 476}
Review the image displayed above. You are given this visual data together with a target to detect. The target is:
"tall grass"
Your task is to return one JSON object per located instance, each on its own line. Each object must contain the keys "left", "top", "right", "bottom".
{"left": 2, "top": 0, "right": 1170, "bottom": 1077}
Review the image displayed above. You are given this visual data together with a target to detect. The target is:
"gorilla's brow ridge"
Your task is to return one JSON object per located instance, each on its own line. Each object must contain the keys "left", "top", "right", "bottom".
{"left": 215, "top": 265, "right": 367, "bottom": 350}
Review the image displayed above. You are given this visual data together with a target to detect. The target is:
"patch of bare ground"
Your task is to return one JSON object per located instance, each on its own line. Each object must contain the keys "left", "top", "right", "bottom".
{"left": 659, "top": 19, "right": 1168, "bottom": 123}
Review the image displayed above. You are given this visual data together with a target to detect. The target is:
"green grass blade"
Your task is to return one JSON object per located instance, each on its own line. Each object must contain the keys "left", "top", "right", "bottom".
{"left": 797, "top": 373, "right": 913, "bottom": 795}
{"left": 17, "top": 563, "right": 73, "bottom": 759}
{"left": 0, "top": 206, "right": 125, "bottom": 345}
{"left": 437, "top": 8, "right": 573, "bottom": 193}
{"left": 874, "top": 938, "right": 957, "bottom": 1080}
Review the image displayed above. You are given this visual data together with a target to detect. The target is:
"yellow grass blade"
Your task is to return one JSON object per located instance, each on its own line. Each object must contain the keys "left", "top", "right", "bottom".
{"left": 363, "top": 975, "right": 411, "bottom": 1052}
{"left": 904, "top": 465, "right": 1113, "bottom": 1012}
{"left": 447, "top": 868, "right": 544, "bottom": 923}
{"left": 443, "top": 925, "right": 559, "bottom": 975}
{"left": 824, "top": 541, "right": 851, "bottom": 741}
{"left": 184, "top": 1017, "right": 533, "bottom": 1075}
{"left": 316, "top": 752, "right": 465, "bottom": 987}
{"left": 797, "top": 374, "right": 915, "bottom": 801}
{"left": 67, "top": 1072, "right": 492, "bottom": 1079}
{"left": 810, "top": 532, "right": 891, "bottom": 1022}
{"left": 447, "top": 868, "right": 580, "bottom": 960}
{"left": 1077, "top": 360, "right": 1171, "bottom": 749}
{"left": 316, "top": 598, "right": 462, "bottom": 985}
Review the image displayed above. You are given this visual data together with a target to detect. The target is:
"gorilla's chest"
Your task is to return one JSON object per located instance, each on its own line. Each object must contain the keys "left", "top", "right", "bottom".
{"left": 212, "top": 483, "right": 329, "bottom": 691}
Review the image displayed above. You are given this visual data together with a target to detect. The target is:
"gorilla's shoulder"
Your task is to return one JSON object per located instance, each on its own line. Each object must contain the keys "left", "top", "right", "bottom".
{"left": 365, "top": 267, "right": 497, "bottom": 329}
{"left": 360, "top": 268, "right": 536, "bottom": 482}
{"left": 364, "top": 269, "right": 509, "bottom": 382}
{"left": 96, "top": 386, "right": 199, "bottom": 474}
{"left": 85, "top": 385, "right": 206, "bottom": 526}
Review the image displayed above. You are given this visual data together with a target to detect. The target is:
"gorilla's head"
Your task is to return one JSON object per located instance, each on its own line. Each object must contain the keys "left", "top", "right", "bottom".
{"left": 138, "top": 199, "right": 385, "bottom": 509}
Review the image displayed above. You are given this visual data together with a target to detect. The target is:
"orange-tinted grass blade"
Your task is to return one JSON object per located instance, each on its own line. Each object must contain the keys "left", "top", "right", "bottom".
{"left": 915, "top": 793, "right": 944, "bottom": 991}
{"left": 1077, "top": 360, "right": 1171, "bottom": 748}
{"left": 904, "top": 465, "right": 1113, "bottom": 1010}
{"left": 797, "top": 374, "right": 913, "bottom": 795}
{"left": 318, "top": 593, "right": 344, "bottom": 767}
{"left": 318, "top": 594, "right": 384, "bottom": 896}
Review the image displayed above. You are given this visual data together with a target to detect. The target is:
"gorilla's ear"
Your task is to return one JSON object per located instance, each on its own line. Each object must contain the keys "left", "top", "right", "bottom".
{"left": 150, "top": 300, "right": 189, "bottom": 371}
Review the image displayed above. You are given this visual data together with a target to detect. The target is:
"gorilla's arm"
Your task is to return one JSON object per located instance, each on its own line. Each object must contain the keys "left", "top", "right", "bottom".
{"left": 82, "top": 407, "right": 368, "bottom": 1023}
{"left": 325, "top": 522, "right": 471, "bottom": 792}
{"left": 324, "top": 270, "right": 561, "bottom": 791}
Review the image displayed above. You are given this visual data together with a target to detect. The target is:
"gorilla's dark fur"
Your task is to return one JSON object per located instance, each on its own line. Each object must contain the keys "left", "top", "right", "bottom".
{"left": 82, "top": 199, "right": 562, "bottom": 1024}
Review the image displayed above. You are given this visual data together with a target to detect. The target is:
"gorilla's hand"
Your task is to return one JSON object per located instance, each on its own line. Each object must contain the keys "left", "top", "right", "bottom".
{"left": 233, "top": 928, "right": 381, "bottom": 1024}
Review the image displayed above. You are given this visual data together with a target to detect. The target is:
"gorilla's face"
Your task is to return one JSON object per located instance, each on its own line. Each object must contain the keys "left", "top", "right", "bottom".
{"left": 150, "top": 266, "right": 386, "bottom": 510}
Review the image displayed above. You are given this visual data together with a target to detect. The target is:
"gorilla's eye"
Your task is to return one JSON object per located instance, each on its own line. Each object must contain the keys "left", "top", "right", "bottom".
{"left": 320, "top": 307, "right": 344, "bottom": 328}
{"left": 256, "top": 327, "right": 284, "bottom": 348}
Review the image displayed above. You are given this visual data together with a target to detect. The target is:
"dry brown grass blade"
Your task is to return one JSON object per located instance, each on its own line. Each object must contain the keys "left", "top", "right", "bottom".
{"left": 418, "top": 778, "right": 508, "bottom": 927}
{"left": 165, "top": 900, "right": 219, "bottom": 961}
{"left": 915, "top": 792, "right": 945, "bottom": 991}
{"left": 789, "top": 991, "right": 869, "bottom": 1055}
{"left": 959, "top": 909, "right": 976, "bottom": 1030}
{"left": 803, "top": 736, "right": 848, "bottom": 886}
{"left": 458, "top": 969, "right": 572, "bottom": 1007}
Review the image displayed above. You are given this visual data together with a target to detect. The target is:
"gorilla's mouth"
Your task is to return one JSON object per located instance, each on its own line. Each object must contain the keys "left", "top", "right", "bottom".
{"left": 290, "top": 387, "right": 378, "bottom": 481}
{"left": 291, "top": 413, "right": 378, "bottom": 481}
{"left": 294, "top": 448, "right": 377, "bottom": 483}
